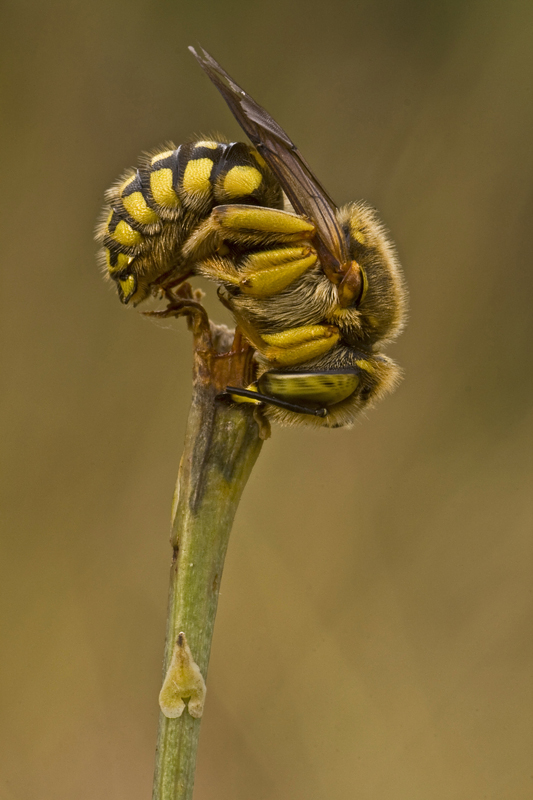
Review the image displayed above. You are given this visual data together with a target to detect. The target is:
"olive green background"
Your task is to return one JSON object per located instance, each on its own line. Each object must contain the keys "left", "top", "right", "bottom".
{"left": 1, "top": 1, "right": 532, "bottom": 798}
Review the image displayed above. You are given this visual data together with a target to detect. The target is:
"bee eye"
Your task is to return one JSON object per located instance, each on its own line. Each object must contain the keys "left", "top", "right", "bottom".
{"left": 116, "top": 273, "right": 138, "bottom": 304}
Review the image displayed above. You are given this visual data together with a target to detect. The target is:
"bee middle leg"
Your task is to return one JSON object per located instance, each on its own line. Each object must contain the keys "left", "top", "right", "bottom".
{"left": 216, "top": 289, "right": 341, "bottom": 369}
{"left": 199, "top": 245, "right": 318, "bottom": 297}
{"left": 241, "top": 322, "right": 341, "bottom": 368}
{"left": 261, "top": 326, "right": 340, "bottom": 367}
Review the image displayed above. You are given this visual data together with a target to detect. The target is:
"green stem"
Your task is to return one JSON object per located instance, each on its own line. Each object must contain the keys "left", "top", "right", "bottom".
{"left": 152, "top": 319, "right": 264, "bottom": 800}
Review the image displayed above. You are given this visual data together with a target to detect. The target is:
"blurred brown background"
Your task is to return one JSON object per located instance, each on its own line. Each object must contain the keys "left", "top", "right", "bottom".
{"left": 1, "top": 0, "right": 532, "bottom": 798}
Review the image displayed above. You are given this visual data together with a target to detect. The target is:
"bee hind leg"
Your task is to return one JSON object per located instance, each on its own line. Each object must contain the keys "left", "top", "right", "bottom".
{"left": 213, "top": 292, "right": 341, "bottom": 370}
{"left": 216, "top": 284, "right": 342, "bottom": 374}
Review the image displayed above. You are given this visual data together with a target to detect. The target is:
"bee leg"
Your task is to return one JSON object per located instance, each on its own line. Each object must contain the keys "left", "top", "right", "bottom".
{"left": 182, "top": 204, "right": 315, "bottom": 262}
{"left": 258, "top": 370, "right": 360, "bottom": 407}
{"left": 210, "top": 204, "right": 315, "bottom": 236}
{"left": 199, "top": 245, "right": 317, "bottom": 297}
{"left": 228, "top": 312, "right": 341, "bottom": 368}
{"left": 238, "top": 247, "right": 317, "bottom": 296}
{"left": 238, "top": 246, "right": 317, "bottom": 296}
{"left": 144, "top": 296, "right": 210, "bottom": 340}
{"left": 253, "top": 406, "right": 271, "bottom": 441}
{"left": 227, "top": 368, "right": 361, "bottom": 418}
{"left": 217, "top": 292, "right": 340, "bottom": 369}
{"left": 151, "top": 267, "right": 193, "bottom": 292}
{"left": 238, "top": 319, "right": 341, "bottom": 369}
{"left": 260, "top": 325, "right": 340, "bottom": 368}
{"left": 225, "top": 385, "right": 328, "bottom": 417}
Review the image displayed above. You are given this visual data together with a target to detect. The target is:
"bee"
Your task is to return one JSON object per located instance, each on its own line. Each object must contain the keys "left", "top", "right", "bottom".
{"left": 184, "top": 48, "right": 407, "bottom": 427}
{"left": 97, "top": 48, "right": 407, "bottom": 428}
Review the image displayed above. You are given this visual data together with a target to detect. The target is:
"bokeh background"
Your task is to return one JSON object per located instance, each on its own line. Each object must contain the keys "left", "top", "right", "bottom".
{"left": 1, "top": 0, "right": 532, "bottom": 798}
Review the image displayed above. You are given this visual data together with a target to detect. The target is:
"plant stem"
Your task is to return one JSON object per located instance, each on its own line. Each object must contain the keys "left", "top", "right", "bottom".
{"left": 152, "top": 309, "right": 265, "bottom": 800}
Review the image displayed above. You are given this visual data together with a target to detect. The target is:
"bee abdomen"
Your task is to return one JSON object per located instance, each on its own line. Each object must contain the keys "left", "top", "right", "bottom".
{"left": 99, "top": 139, "right": 283, "bottom": 280}
{"left": 211, "top": 141, "right": 282, "bottom": 208}
{"left": 142, "top": 139, "right": 281, "bottom": 220}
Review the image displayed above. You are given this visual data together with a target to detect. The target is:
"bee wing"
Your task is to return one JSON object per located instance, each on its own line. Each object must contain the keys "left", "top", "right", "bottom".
{"left": 189, "top": 46, "right": 349, "bottom": 277}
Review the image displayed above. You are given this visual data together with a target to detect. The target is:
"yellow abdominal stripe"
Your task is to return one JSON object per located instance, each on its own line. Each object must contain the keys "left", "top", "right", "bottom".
{"left": 111, "top": 220, "right": 142, "bottom": 246}
{"left": 223, "top": 165, "right": 262, "bottom": 198}
{"left": 122, "top": 191, "right": 160, "bottom": 224}
{"left": 150, "top": 168, "right": 180, "bottom": 208}
{"left": 151, "top": 150, "right": 174, "bottom": 165}
{"left": 194, "top": 140, "right": 219, "bottom": 149}
{"left": 105, "top": 250, "right": 133, "bottom": 272}
{"left": 182, "top": 158, "right": 214, "bottom": 194}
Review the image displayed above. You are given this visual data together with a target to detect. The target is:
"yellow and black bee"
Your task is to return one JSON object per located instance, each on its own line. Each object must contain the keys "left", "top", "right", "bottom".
{"left": 184, "top": 48, "right": 407, "bottom": 427}
{"left": 97, "top": 48, "right": 407, "bottom": 428}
